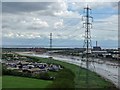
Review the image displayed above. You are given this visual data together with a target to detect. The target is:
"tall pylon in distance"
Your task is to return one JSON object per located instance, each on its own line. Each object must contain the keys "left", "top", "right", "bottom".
{"left": 50, "top": 33, "right": 52, "bottom": 50}
{"left": 82, "top": 5, "right": 93, "bottom": 88}
{"left": 83, "top": 5, "right": 93, "bottom": 52}
{"left": 49, "top": 33, "right": 53, "bottom": 64}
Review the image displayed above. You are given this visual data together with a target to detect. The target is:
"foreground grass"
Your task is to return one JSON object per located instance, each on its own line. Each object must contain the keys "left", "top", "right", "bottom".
{"left": 2, "top": 76, "right": 52, "bottom": 88}
{"left": 28, "top": 56, "right": 116, "bottom": 89}
{"left": 2, "top": 55, "right": 117, "bottom": 89}
{"left": 0, "top": 76, "right": 2, "bottom": 89}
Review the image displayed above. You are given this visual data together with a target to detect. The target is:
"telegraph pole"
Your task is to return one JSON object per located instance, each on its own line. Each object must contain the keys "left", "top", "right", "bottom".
{"left": 82, "top": 5, "right": 93, "bottom": 88}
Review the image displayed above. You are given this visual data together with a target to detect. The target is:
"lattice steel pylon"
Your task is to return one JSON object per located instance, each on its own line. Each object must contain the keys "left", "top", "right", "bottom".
{"left": 82, "top": 5, "right": 93, "bottom": 88}
{"left": 49, "top": 33, "right": 52, "bottom": 64}
{"left": 50, "top": 33, "right": 52, "bottom": 49}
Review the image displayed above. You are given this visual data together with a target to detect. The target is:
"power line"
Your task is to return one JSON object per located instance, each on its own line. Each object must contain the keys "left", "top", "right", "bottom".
{"left": 60, "top": 27, "right": 83, "bottom": 36}
{"left": 92, "top": 13, "right": 118, "bottom": 14}
{"left": 93, "top": 28, "right": 117, "bottom": 31}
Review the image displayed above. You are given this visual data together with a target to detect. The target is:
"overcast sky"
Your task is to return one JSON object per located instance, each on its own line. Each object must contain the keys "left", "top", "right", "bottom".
{"left": 1, "top": 0, "right": 119, "bottom": 48}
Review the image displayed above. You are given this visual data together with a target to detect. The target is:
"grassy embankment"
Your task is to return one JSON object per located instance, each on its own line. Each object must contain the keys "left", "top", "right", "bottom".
{"left": 2, "top": 55, "right": 117, "bottom": 89}
{"left": 2, "top": 76, "right": 52, "bottom": 88}
{"left": 26, "top": 56, "right": 116, "bottom": 89}
{"left": 0, "top": 76, "right": 2, "bottom": 89}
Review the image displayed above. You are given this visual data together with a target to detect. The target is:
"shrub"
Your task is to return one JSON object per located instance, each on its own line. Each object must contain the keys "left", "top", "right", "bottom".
{"left": 39, "top": 72, "right": 51, "bottom": 80}
{"left": 47, "top": 68, "right": 75, "bottom": 89}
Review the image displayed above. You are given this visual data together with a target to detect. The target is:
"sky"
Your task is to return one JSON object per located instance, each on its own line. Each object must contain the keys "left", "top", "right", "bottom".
{"left": 1, "top": 0, "right": 119, "bottom": 48}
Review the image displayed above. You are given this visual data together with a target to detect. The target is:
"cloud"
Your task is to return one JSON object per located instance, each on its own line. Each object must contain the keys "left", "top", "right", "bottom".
{"left": 2, "top": 1, "right": 118, "bottom": 48}
{"left": 54, "top": 19, "right": 63, "bottom": 29}
{"left": 29, "top": 18, "right": 49, "bottom": 28}
{"left": 2, "top": 2, "right": 52, "bottom": 13}
{"left": 92, "top": 15, "right": 118, "bottom": 40}
{"left": 2, "top": 1, "right": 81, "bottom": 18}
{"left": 3, "top": 32, "right": 43, "bottom": 39}
{"left": 2, "top": 0, "right": 120, "bottom": 2}
{"left": 2, "top": 13, "right": 49, "bottom": 32}
{"left": 68, "top": 2, "right": 118, "bottom": 13}
{"left": 2, "top": 2, "right": 65, "bottom": 16}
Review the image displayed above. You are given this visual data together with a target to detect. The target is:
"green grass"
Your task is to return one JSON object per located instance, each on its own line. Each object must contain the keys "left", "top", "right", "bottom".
{"left": 2, "top": 55, "right": 116, "bottom": 89}
{"left": 2, "top": 76, "right": 52, "bottom": 88}
{"left": 0, "top": 76, "right": 2, "bottom": 89}
{"left": 28, "top": 56, "right": 116, "bottom": 88}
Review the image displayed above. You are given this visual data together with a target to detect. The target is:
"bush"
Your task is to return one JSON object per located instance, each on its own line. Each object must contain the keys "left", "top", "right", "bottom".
{"left": 56, "top": 69, "right": 75, "bottom": 81}
{"left": 50, "top": 79, "right": 74, "bottom": 88}
{"left": 47, "top": 68, "right": 75, "bottom": 89}
{"left": 39, "top": 72, "right": 51, "bottom": 80}
{"left": 2, "top": 66, "right": 52, "bottom": 80}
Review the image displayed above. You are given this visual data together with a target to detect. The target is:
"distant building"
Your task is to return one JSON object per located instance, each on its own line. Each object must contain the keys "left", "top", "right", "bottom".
{"left": 33, "top": 48, "right": 46, "bottom": 54}
{"left": 93, "top": 41, "right": 101, "bottom": 51}
{"left": 93, "top": 46, "right": 101, "bottom": 51}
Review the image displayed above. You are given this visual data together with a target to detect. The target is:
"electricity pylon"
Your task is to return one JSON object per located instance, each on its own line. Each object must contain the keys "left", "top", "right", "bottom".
{"left": 82, "top": 5, "right": 93, "bottom": 88}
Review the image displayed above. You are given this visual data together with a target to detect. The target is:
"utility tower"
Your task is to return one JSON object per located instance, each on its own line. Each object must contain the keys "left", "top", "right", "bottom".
{"left": 82, "top": 5, "right": 93, "bottom": 87}
{"left": 50, "top": 33, "right": 52, "bottom": 49}
{"left": 96, "top": 41, "right": 98, "bottom": 47}
{"left": 49, "top": 33, "right": 53, "bottom": 63}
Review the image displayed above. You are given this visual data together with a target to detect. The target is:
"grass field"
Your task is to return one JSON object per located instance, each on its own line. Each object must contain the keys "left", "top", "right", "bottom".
{"left": 2, "top": 76, "right": 52, "bottom": 88}
{"left": 0, "top": 76, "right": 2, "bottom": 89}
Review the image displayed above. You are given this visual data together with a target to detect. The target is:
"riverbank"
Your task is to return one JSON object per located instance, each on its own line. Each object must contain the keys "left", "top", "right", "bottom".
{"left": 19, "top": 52, "right": 119, "bottom": 88}
{"left": 20, "top": 55, "right": 117, "bottom": 89}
